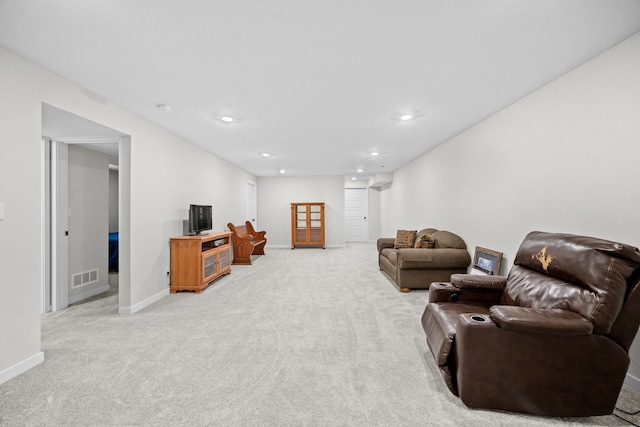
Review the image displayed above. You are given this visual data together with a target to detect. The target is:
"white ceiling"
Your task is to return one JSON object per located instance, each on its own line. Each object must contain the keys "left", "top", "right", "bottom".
{"left": 2, "top": 1, "right": 640, "bottom": 180}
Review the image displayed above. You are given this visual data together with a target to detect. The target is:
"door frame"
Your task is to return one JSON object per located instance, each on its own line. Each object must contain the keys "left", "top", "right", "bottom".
{"left": 344, "top": 187, "right": 369, "bottom": 242}
{"left": 247, "top": 180, "right": 257, "bottom": 228}
{"left": 41, "top": 138, "right": 69, "bottom": 312}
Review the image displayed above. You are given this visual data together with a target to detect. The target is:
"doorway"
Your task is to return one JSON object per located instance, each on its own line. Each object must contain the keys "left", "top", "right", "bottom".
{"left": 42, "top": 104, "right": 126, "bottom": 313}
{"left": 247, "top": 181, "right": 257, "bottom": 228}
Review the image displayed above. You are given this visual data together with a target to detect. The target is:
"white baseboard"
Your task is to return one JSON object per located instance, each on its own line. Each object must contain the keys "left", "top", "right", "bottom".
{"left": 119, "top": 288, "right": 169, "bottom": 315}
{"left": 266, "top": 244, "right": 346, "bottom": 249}
{"left": 0, "top": 351, "right": 44, "bottom": 385}
{"left": 625, "top": 373, "right": 640, "bottom": 391}
{"left": 68, "top": 284, "right": 110, "bottom": 305}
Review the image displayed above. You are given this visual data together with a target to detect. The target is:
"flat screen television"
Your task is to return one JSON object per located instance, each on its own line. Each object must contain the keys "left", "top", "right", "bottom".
{"left": 188, "top": 204, "right": 212, "bottom": 235}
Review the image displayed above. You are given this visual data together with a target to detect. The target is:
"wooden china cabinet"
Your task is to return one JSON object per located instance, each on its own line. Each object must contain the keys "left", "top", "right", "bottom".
{"left": 291, "top": 202, "right": 325, "bottom": 249}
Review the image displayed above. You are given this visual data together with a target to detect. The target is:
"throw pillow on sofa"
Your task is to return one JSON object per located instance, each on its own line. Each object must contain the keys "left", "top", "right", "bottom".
{"left": 414, "top": 233, "right": 436, "bottom": 248}
{"left": 394, "top": 230, "right": 417, "bottom": 249}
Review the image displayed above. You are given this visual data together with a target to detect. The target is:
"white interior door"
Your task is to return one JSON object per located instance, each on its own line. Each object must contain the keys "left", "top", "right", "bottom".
{"left": 43, "top": 139, "right": 69, "bottom": 312}
{"left": 345, "top": 188, "right": 369, "bottom": 242}
{"left": 247, "top": 181, "right": 257, "bottom": 228}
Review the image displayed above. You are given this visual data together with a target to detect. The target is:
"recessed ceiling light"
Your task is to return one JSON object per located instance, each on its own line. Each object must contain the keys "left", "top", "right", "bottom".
{"left": 279, "top": 169, "right": 285, "bottom": 174}
{"left": 400, "top": 114, "right": 413, "bottom": 121}
{"left": 262, "top": 153, "right": 270, "bottom": 157}
{"left": 369, "top": 152, "right": 379, "bottom": 156}
{"left": 220, "top": 116, "right": 234, "bottom": 123}
{"left": 156, "top": 104, "right": 171, "bottom": 112}
{"left": 351, "top": 177, "right": 356, "bottom": 180}
{"left": 357, "top": 169, "right": 363, "bottom": 173}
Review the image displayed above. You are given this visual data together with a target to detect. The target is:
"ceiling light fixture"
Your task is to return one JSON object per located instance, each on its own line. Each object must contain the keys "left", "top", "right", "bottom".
{"left": 369, "top": 152, "right": 379, "bottom": 156}
{"left": 262, "top": 153, "right": 270, "bottom": 157}
{"left": 220, "top": 116, "right": 235, "bottom": 123}
{"left": 357, "top": 169, "right": 363, "bottom": 173}
{"left": 400, "top": 114, "right": 413, "bottom": 121}
{"left": 279, "top": 169, "right": 285, "bottom": 174}
{"left": 156, "top": 103, "right": 171, "bottom": 112}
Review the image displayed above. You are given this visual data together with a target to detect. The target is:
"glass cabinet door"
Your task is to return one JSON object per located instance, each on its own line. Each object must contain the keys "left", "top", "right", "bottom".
{"left": 219, "top": 248, "right": 229, "bottom": 270}
{"left": 203, "top": 251, "right": 217, "bottom": 280}
{"left": 309, "top": 204, "right": 321, "bottom": 242}
{"left": 296, "top": 205, "right": 307, "bottom": 228}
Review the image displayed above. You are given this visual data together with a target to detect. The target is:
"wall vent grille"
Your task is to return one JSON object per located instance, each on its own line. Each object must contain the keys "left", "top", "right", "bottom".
{"left": 71, "top": 268, "right": 99, "bottom": 288}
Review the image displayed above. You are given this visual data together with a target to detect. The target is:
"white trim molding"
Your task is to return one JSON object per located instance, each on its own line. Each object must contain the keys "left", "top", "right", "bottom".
{"left": 0, "top": 352, "right": 44, "bottom": 385}
{"left": 266, "top": 244, "right": 346, "bottom": 249}
{"left": 118, "top": 288, "right": 169, "bottom": 315}
{"left": 625, "top": 373, "right": 640, "bottom": 391}
{"left": 68, "top": 284, "right": 110, "bottom": 305}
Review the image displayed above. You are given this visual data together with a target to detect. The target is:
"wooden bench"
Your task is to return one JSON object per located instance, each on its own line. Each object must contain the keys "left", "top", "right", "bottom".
{"left": 227, "top": 221, "right": 267, "bottom": 265}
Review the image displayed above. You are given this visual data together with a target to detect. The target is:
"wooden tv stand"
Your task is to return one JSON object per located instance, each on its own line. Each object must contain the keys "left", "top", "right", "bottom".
{"left": 170, "top": 232, "right": 231, "bottom": 293}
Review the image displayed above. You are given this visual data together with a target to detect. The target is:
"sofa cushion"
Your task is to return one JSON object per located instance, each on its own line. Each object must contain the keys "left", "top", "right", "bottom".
{"left": 415, "top": 233, "right": 436, "bottom": 248}
{"left": 432, "top": 230, "right": 467, "bottom": 249}
{"left": 394, "top": 229, "right": 417, "bottom": 249}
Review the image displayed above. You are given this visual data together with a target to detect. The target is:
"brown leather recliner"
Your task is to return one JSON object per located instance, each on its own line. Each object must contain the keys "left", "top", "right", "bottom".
{"left": 422, "top": 231, "right": 640, "bottom": 417}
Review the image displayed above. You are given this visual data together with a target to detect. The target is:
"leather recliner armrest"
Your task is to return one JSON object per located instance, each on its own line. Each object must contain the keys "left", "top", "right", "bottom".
{"left": 451, "top": 274, "right": 507, "bottom": 290}
{"left": 489, "top": 306, "right": 594, "bottom": 336}
{"left": 428, "top": 282, "right": 458, "bottom": 303}
{"left": 428, "top": 282, "right": 503, "bottom": 306}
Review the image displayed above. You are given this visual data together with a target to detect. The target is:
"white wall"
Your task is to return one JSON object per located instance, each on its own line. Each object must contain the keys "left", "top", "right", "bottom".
{"left": 0, "top": 49, "right": 44, "bottom": 383}
{"left": 126, "top": 120, "right": 255, "bottom": 308}
{"left": 257, "top": 176, "right": 345, "bottom": 248}
{"left": 379, "top": 33, "right": 640, "bottom": 379}
{"left": 0, "top": 46, "right": 255, "bottom": 383}
{"left": 68, "top": 145, "right": 109, "bottom": 304}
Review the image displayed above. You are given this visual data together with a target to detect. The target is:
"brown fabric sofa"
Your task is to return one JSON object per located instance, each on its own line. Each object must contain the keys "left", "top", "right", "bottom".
{"left": 422, "top": 231, "right": 640, "bottom": 416}
{"left": 377, "top": 228, "right": 471, "bottom": 292}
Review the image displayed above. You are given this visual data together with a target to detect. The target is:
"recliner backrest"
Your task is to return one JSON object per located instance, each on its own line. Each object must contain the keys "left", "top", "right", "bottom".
{"left": 501, "top": 231, "right": 640, "bottom": 335}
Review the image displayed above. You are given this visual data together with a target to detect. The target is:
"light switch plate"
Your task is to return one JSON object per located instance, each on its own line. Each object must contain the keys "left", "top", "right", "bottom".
{"left": 0, "top": 202, "right": 4, "bottom": 220}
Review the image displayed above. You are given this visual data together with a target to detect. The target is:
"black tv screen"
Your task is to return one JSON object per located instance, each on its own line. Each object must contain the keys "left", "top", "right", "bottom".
{"left": 189, "top": 204, "right": 212, "bottom": 235}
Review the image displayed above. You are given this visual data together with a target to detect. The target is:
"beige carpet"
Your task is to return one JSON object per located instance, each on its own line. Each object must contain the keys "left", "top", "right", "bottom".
{"left": 1, "top": 243, "right": 639, "bottom": 426}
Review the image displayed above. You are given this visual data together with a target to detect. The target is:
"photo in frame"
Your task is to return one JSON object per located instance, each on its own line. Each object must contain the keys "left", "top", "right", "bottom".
{"left": 471, "top": 246, "right": 503, "bottom": 276}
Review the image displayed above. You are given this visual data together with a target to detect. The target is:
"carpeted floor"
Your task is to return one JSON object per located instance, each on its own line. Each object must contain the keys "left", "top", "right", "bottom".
{"left": 1, "top": 243, "right": 639, "bottom": 426}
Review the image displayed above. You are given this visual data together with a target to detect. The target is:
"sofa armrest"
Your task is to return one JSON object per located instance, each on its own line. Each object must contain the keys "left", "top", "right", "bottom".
{"left": 428, "top": 282, "right": 503, "bottom": 306}
{"left": 377, "top": 238, "right": 396, "bottom": 253}
{"left": 451, "top": 274, "right": 507, "bottom": 290}
{"left": 397, "top": 248, "right": 470, "bottom": 269}
{"left": 489, "top": 306, "right": 593, "bottom": 336}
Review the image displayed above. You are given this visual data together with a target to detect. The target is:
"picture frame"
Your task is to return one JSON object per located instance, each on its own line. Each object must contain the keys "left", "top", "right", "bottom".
{"left": 472, "top": 246, "right": 503, "bottom": 276}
